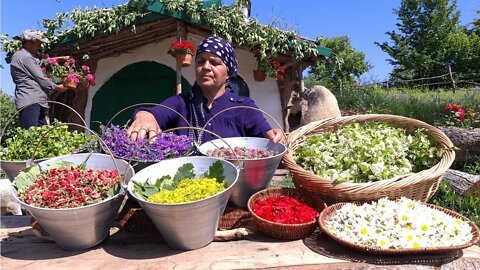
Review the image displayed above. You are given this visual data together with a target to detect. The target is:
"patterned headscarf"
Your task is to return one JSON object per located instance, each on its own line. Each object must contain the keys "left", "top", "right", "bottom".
{"left": 196, "top": 36, "right": 238, "bottom": 79}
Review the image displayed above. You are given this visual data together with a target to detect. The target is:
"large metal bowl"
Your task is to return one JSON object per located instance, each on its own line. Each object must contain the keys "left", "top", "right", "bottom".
{"left": 127, "top": 156, "right": 239, "bottom": 250}
{"left": 11, "top": 153, "right": 135, "bottom": 251}
{"left": 1, "top": 158, "right": 46, "bottom": 182}
{"left": 198, "top": 137, "right": 287, "bottom": 207}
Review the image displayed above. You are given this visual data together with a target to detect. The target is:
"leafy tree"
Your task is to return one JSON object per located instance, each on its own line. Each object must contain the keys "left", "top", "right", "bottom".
{"left": 306, "top": 36, "right": 371, "bottom": 90}
{"left": 0, "top": 91, "right": 18, "bottom": 141}
{"left": 376, "top": 0, "right": 468, "bottom": 81}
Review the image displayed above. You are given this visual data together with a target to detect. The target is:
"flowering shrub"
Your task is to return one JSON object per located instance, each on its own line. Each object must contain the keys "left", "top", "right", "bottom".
{"left": 41, "top": 55, "right": 96, "bottom": 87}
{"left": 443, "top": 103, "right": 465, "bottom": 125}
{"left": 326, "top": 197, "right": 473, "bottom": 249}
{"left": 206, "top": 146, "right": 278, "bottom": 159}
{"left": 167, "top": 41, "right": 196, "bottom": 57}
{"left": 16, "top": 165, "right": 122, "bottom": 209}
{"left": 257, "top": 59, "right": 285, "bottom": 80}
{"left": 101, "top": 124, "right": 193, "bottom": 161}
{"left": 252, "top": 195, "right": 318, "bottom": 224}
{"left": 443, "top": 103, "right": 480, "bottom": 129}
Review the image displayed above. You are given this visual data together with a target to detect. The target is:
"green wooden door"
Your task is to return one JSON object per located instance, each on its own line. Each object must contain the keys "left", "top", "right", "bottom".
{"left": 90, "top": 61, "right": 191, "bottom": 132}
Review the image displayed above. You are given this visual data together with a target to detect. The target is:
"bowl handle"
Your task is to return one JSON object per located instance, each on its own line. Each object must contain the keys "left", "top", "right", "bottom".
{"left": 30, "top": 122, "right": 129, "bottom": 189}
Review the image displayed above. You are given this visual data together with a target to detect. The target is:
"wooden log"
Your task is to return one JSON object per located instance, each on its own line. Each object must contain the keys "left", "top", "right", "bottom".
{"left": 444, "top": 169, "right": 480, "bottom": 195}
{"left": 438, "top": 126, "right": 480, "bottom": 163}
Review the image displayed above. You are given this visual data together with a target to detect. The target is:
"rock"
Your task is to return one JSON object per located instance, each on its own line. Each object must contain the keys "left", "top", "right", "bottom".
{"left": 289, "top": 85, "right": 341, "bottom": 129}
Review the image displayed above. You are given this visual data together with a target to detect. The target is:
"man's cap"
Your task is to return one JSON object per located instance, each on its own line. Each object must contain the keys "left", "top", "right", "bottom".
{"left": 13, "top": 30, "right": 50, "bottom": 43}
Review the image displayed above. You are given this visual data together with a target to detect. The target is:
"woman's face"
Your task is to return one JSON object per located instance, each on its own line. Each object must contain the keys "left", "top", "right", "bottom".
{"left": 195, "top": 52, "right": 228, "bottom": 92}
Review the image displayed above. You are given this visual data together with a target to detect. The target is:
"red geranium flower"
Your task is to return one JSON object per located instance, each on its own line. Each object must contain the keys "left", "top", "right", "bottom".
{"left": 252, "top": 195, "right": 318, "bottom": 224}
{"left": 167, "top": 41, "right": 196, "bottom": 56}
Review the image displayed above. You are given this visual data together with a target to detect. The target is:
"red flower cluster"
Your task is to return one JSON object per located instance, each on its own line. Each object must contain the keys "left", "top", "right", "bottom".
{"left": 444, "top": 103, "right": 465, "bottom": 122}
{"left": 167, "top": 41, "right": 196, "bottom": 56}
{"left": 252, "top": 195, "right": 318, "bottom": 224}
{"left": 20, "top": 166, "right": 122, "bottom": 209}
{"left": 272, "top": 60, "right": 285, "bottom": 80}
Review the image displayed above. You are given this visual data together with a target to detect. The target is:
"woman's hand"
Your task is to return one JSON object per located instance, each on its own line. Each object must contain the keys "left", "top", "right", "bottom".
{"left": 126, "top": 111, "right": 160, "bottom": 142}
{"left": 266, "top": 128, "right": 285, "bottom": 144}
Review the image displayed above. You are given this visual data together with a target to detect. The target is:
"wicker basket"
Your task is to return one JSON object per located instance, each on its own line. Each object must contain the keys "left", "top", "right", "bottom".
{"left": 318, "top": 201, "right": 480, "bottom": 255}
{"left": 247, "top": 188, "right": 326, "bottom": 240}
{"left": 283, "top": 114, "right": 455, "bottom": 204}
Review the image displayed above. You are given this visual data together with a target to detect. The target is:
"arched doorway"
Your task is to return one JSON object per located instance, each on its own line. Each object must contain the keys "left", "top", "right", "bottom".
{"left": 90, "top": 61, "right": 191, "bottom": 131}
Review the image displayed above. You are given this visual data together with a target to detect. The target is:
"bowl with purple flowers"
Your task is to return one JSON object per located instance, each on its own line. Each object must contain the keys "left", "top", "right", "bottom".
{"left": 198, "top": 137, "right": 286, "bottom": 207}
{"left": 100, "top": 124, "right": 194, "bottom": 172}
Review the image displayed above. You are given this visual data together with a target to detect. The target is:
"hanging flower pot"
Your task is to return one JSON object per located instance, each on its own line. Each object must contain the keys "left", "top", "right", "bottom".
{"left": 78, "top": 80, "right": 90, "bottom": 91}
{"left": 61, "top": 74, "right": 78, "bottom": 89}
{"left": 175, "top": 53, "right": 193, "bottom": 67}
{"left": 253, "top": 69, "right": 266, "bottom": 82}
{"left": 167, "top": 41, "right": 196, "bottom": 68}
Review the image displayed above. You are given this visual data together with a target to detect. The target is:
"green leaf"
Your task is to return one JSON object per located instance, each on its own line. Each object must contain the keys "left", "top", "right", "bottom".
{"left": 14, "top": 164, "right": 42, "bottom": 194}
{"left": 173, "top": 163, "right": 195, "bottom": 185}
{"left": 159, "top": 176, "right": 175, "bottom": 191}
{"left": 106, "top": 182, "right": 120, "bottom": 197}
{"left": 203, "top": 160, "right": 225, "bottom": 183}
{"left": 133, "top": 181, "right": 147, "bottom": 200}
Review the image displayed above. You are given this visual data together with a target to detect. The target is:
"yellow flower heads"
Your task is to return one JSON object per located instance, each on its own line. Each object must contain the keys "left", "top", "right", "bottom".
{"left": 147, "top": 178, "right": 225, "bottom": 204}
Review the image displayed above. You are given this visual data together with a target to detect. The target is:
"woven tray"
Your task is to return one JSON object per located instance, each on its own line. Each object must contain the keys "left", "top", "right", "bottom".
{"left": 283, "top": 114, "right": 456, "bottom": 204}
{"left": 247, "top": 187, "right": 327, "bottom": 240}
{"left": 318, "top": 201, "right": 480, "bottom": 255}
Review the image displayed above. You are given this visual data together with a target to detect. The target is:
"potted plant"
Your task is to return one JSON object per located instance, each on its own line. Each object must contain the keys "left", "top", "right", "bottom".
{"left": 167, "top": 41, "right": 196, "bottom": 67}
{"left": 254, "top": 58, "right": 285, "bottom": 82}
{"left": 41, "top": 55, "right": 96, "bottom": 90}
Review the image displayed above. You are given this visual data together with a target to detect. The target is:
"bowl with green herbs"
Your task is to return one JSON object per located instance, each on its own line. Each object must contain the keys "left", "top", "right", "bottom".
{"left": 283, "top": 114, "right": 455, "bottom": 204}
{"left": 0, "top": 120, "right": 92, "bottom": 181}
{"left": 127, "top": 156, "right": 239, "bottom": 250}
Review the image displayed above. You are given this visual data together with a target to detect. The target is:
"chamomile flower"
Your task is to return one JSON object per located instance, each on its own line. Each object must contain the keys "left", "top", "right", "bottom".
{"left": 325, "top": 197, "right": 473, "bottom": 249}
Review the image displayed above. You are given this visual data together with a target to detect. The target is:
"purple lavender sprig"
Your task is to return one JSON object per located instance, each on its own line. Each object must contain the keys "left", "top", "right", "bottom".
{"left": 101, "top": 125, "right": 194, "bottom": 162}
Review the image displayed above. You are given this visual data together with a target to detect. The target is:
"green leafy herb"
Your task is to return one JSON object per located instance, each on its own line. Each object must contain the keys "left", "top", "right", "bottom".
{"left": 173, "top": 163, "right": 195, "bottom": 185}
{"left": 203, "top": 160, "right": 225, "bottom": 183}
{"left": 133, "top": 160, "right": 225, "bottom": 200}
{"left": 293, "top": 122, "right": 444, "bottom": 183}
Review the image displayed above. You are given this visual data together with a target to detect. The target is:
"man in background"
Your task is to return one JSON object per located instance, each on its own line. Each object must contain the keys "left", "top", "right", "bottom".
{"left": 10, "top": 30, "right": 69, "bottom": 129}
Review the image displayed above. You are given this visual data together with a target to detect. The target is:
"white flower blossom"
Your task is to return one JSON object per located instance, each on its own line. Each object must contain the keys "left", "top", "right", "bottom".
{"left": 325, "top": 197, "right": 473, "bottom": 249}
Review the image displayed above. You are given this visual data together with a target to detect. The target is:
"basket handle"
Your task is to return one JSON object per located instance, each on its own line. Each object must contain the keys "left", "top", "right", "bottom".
{"left": 105, "top": 103, "right": 191, "bottom": 128}
{"left": 1, "top": 100, "right": 86, "bottom": 141}
{"left": 30, "top": 122, "right": 131, "bottom": 186}
{"left": 200, "top": 105, "right": 287, "bottom": 146}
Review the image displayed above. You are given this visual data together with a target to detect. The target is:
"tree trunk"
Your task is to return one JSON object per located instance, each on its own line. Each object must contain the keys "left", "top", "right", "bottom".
{"left": 437, "top": 126, "right": 480, "bottom": 163}
{"left": 443, "top": 169, "right": 480, "bottom": 195}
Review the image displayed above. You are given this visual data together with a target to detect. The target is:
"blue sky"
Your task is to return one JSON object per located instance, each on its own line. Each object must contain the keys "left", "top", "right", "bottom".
{"left": 1, "top": 0, "right": 479, "bottom": 96}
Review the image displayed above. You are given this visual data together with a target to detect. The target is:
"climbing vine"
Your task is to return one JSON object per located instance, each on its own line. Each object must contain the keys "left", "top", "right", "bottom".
{"left": 1, "top": 0, "right": 325, "bottom": 76}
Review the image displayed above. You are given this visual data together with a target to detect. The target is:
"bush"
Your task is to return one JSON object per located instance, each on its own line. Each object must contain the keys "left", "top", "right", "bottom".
{"left": 0, "top": 91, "right": 18, "bottom": 140}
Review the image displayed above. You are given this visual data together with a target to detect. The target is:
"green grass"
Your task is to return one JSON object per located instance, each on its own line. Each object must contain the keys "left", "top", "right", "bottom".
{"left": 429, "top": 180, "right": 480, "bottom": 229}
{"left": 334, "top": 86, "right": 480, "bottom": 126}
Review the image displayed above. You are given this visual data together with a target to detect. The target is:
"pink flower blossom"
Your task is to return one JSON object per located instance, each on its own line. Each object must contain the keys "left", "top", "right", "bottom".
{"left": 86, "top": 74, "right": 96, "bottom": 86}
{"left": 48, "top": 58, "right": 57, "bottom": 65}
{"left": 68, "top": 73, "right": 80, "bottom": 84}
{"left": 82, "top": 65, "right": 90, "bottom": 72}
